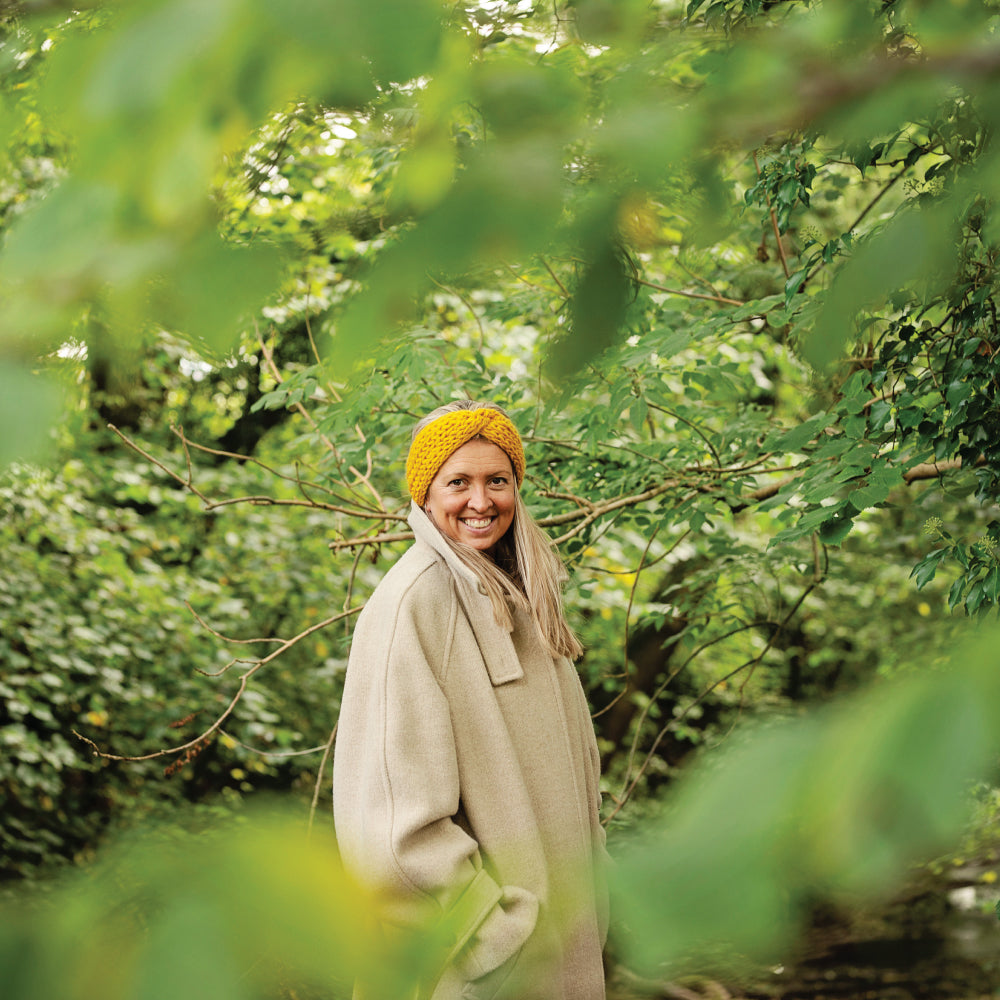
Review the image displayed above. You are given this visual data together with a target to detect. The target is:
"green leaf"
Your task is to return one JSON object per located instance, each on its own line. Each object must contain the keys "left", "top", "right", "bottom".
{"left": 803, "top": 206, "right": 955, "bottom": 370}
{"left": 615, "top": 628, "right": 1000, "bottom": 975}
{"left": 984, "top": 565, "right": 1000, "bottom": 603}
{"left": 768, "top": 413, "right": 830, "bottom": 454}
{"left": 910, "top": 548, "right": 949, "bottom": 590}
{"left": 151, "top": 234, "right": 285, "bottom": 354}
{"left": 847, "top": 478, "right": 890, "bottom": 510}
{"left": 818, "top": 509, "right": 856, "bottom": 546}
{"left": 784, "top": 267, "right": 807, "bottom": 303}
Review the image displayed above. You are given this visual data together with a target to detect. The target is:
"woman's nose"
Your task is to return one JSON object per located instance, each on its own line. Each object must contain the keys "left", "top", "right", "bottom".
{"left": 467, "top": 484, "right": 491, "bottom": 510}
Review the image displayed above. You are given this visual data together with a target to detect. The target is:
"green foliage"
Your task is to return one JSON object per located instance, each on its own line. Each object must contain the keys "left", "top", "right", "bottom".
{"left": 3, "top": 629, "right": 1000, "bottom": 997}
{"left": 3, "top": 9, "right": 1000, "bottom": 994}
{"left": 0, "top": 428, "right": 354, "bottom": 879}
{"left": 614, "top": 625, "right": 1000, "bottom": 976}
{"left": 0, "top": 807, "right": 427, "bottom": 1000}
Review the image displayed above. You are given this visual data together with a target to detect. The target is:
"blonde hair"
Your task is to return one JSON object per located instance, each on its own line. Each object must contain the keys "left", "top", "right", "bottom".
{"left": 412, "top": 401, "right": 583, "bottom": 662}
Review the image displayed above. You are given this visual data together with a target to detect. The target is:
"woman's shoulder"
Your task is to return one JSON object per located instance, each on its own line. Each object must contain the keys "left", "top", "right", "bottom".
{"left": 364, "top": 540, "right": 455, "bottom": 614}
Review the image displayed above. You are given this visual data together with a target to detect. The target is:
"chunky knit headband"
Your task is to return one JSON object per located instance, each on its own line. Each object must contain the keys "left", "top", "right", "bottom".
{"left": 406, "top": 407, "right": 526, "bottom": 506}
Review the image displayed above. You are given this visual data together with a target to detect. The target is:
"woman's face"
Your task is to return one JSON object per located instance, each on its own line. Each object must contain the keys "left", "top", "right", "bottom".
{"left": 424, "top": 438, "right": 516, "bottom": 555}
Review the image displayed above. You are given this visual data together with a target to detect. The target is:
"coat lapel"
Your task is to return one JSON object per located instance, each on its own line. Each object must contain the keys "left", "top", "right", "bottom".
{"left": 409, "top": 504, "right": 524, "bottom": 686}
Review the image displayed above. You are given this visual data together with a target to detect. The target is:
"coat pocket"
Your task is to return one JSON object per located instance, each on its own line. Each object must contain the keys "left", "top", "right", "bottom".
{"left": 453, "top": 883, "right": 537, "bottom": 982}
{"left": 459, "top": 945, "right": 523, "bottom": 1000}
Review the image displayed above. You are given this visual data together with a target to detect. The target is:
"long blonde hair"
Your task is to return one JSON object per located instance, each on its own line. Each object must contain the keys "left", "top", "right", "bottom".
{"left": 412, "top": 401, "right": 583, "bottom": 662}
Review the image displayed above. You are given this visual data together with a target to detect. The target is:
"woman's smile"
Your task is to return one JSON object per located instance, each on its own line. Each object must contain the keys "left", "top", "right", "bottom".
{"left": 424, "top": 439, "right": 516, "bottom": 555}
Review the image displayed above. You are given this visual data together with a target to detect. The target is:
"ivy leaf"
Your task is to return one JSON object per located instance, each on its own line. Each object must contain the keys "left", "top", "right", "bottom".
{"left": 784, "top": 268, "right": 807, "bottom": 304}
{"left": 910, "top": 549, "right": 949, "bottom": 590}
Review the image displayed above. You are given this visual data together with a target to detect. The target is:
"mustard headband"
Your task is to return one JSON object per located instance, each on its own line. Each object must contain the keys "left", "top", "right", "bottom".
{"left": 406, "top": 408, "right": 526, "bottom": 506}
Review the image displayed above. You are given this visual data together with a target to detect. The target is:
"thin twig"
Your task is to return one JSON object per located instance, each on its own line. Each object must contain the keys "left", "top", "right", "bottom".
{"left": 258, "top": 331, "right": 346, "bottom": 465}
{"left": 74, "top": 606, "right": 364, "bottom": 762}
{"left": 330, "top": 530, "right": 414, "bottom": 552}
{"left": 607, "top": 574, "right": 822, "bottom": 822}
{"left": 302, "top": 310, "right": 343, "bottom": 402}
{"left": 307, "top": 723, "right": 338, "bottom": 839}
{"left": 108, "top": 425, "right": 211, "bottom": 504}
{"left": 218, "top": 729, "right": 332, "bottom": 758}
{"left": 170, "top": 425, "right": 358, "bottom": 504}
{"left": 646, "top": 400, "right": 722, "bottom": 468}
{"left": 201, "top": 493, "right": 404, "bottom": 518}
{"left": 430, "top": 275, "right": 488, "bottom": 353}
{"left": 197, "top": 607, "right": 364, "bottom": 679}
{"left": 591, "top": 525, "right": 663, "bottom": 721}
{"left": 541, "top": 258, "right": 571, "bottom": 298}
{"left": 185, "top": 601, "right": 285, "bottom": 646}
{"left": 153, "top": 424, "right": 395, "bottom": 519}
{"left": 753, "top": 149, "right": 791, "bottom": 279}
{"left": 349, "top": 451, "right": 388, "bottom": 511}
{"left": 634, "top": 276, "right": 744, "bottom": 307}
{"left": 805, "top": 162, "right": 911, "bottom": 284}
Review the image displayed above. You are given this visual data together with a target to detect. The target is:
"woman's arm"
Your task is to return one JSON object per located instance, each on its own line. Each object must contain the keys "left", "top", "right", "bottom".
{"left": 332, "top": 560, "right": 537, "bottom": 977}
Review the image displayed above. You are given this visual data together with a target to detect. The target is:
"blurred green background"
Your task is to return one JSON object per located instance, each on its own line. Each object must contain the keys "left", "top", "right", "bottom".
{"left": 3, "top": 1, "right": 1000, "bottom": 997}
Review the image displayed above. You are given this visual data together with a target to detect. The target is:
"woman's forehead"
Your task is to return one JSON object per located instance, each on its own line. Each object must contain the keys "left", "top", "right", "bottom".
{"left": 436, "top": 438, "right": 513, "bottom": 474}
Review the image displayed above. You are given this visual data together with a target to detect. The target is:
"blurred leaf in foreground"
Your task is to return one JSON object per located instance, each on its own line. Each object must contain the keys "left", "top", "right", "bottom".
{"left": 0, "top": 807, "right": 442, "bottom": 1000}
{"left": 613, "top": 625, "right": 1000, "bottom": 977}
{"left": 0, "top": 362, "right": 63, "bottom": 465}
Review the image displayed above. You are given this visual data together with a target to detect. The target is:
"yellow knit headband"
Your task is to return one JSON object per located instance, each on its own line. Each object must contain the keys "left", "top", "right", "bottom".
{"left": 406, "top": 408, "right": 526, "bottom": 506}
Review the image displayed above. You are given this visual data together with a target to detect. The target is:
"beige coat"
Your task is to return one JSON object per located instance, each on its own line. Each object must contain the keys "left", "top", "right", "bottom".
{"left": 333, "top": 504, "right": 608, "bottom": 1000}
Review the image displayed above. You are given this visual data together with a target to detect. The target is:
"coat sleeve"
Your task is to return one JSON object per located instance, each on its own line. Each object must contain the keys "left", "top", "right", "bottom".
{"left": 332, "top": 561, "right": 537, "bottom": 980}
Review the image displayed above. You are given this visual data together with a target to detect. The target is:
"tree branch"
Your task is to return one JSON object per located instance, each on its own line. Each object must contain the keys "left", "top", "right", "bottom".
{"left": 753, "top": 149, "right": 791, "bottom": 279}
{"left": 74, "top": 606, "right": 363, "bottom": 763}
{"left": 634, "top": 276, "right": 744, "bottom": 307}
{"left": 902, "top": 455, "right": 988, "bottom": 483}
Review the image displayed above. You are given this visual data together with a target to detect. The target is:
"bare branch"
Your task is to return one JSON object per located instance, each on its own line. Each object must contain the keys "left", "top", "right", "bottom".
{"left": 109, "top": 424, "right": 211, "bottom": 504}
{"left": 218, "top": 729, "right": 332, "bottom": 758}
{"left": 753, "top": 149, "right": 791, "bottom": 280}
{"left": 634, "top": 276, "right": 744, "bottom": 307}
{"left": 307, "top": 723, "right": 338, "bottom": 838}
{"left": 201, "top": 493, "right": 405, "bottom": 520}
{"left": 902, "top": 455, "right": 984, "bottom": 483}
{"left": 330, "top": 530, "right": 415, "bottom": 552}
{"left": 75, "top": 606, "right": 363, "bottom": 763}
{"left": 185, "top": 601, "right": 284, "bottom": 646}
{"left": 123, "top": 422, "right": 399, "bottom": 520}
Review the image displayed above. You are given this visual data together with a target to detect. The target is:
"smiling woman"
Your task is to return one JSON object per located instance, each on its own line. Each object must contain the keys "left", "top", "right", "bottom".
{"left": 333, "top": 401, "right": 608, "bottom": 1000}
{"left": 424, "top": 437, "right": 517, "bottom": 554}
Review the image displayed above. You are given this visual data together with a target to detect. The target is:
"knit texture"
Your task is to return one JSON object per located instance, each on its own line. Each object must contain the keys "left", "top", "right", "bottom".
{"left": 406, "top": 408, "right": 526, "bottom": 505}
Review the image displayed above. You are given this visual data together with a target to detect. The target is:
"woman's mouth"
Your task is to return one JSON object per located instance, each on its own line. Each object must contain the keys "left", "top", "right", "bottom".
{"left": 461, "top": 517, "right": 494, "bottom": 529}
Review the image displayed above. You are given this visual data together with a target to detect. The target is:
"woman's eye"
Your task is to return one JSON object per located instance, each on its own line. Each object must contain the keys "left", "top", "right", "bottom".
{"left": 490, "top": 477, "right": 508, "bottom": 486}
{"left": 448, "top": 479, "right": 465, "bottom": 487}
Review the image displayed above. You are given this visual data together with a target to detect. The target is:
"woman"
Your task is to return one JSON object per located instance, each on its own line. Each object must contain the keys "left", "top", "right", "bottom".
{"left": 333, "top": 401, "right": 608, "bottom": 1000}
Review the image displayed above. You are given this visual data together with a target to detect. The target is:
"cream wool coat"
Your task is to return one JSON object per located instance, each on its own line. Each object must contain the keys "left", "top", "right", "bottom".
{"left": 333, "top": 504, "right": 608, "bottom": 1000}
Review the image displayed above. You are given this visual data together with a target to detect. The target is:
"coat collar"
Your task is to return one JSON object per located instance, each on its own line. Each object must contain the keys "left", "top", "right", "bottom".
{"left": 408, "top": 503, "right": 524, "bottom": 686}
